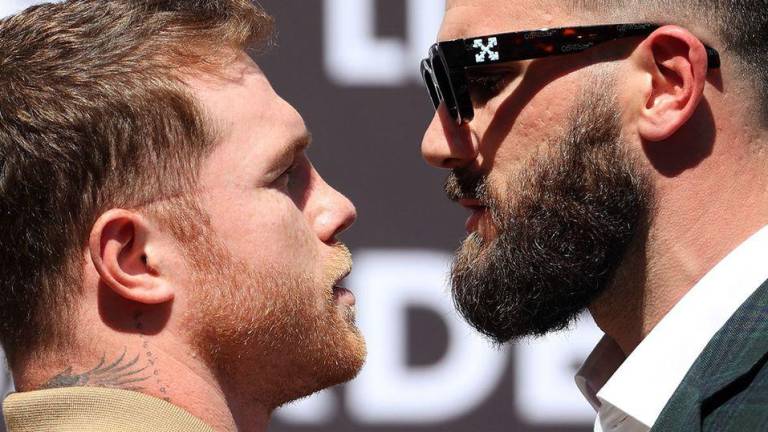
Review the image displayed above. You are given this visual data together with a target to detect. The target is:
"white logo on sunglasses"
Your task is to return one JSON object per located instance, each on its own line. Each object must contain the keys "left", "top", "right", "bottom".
{"left": 473, "top": 37, "right": 499, "bottom": 63}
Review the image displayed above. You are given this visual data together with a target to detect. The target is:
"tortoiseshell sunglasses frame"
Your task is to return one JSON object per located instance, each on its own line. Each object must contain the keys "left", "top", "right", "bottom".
{"left": 420, "top": 23, "right": 721, "bottom": 124}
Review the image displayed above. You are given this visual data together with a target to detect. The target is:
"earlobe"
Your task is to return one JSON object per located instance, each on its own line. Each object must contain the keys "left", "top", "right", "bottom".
{"left": 634, "top": 26, "right": 709, "bottom": 142}
{"left": 89, "top": 209, "right": 175, "bottom": 305}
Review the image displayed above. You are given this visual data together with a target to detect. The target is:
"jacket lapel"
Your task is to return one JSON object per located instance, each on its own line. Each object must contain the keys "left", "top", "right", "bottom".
{"left": 652, "top": 279, "right": 768, "bottom": 431}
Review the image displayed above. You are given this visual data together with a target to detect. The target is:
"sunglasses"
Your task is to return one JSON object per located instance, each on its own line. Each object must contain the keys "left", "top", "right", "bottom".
{"left": 420, "top": 23, "right": 721, "bottom": 124}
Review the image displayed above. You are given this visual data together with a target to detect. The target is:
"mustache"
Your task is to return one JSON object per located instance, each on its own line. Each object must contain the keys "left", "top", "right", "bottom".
{"left": 444, "top": 168, "right": 489, "bottom": 203}
{"left": 327, "top": 242, "right": 353, "bottom": 282}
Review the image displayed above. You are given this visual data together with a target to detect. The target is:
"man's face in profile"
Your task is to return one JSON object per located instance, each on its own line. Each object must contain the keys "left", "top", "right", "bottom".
{"left": 423, "top": 0, "right": 651, "bottom": 343}
{"left": 175, "top": 53, "right": 365, "bottom": 407}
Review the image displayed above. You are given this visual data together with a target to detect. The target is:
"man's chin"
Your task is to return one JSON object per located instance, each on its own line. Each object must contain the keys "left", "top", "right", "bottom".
{"left": 336, "top": 303, "right": 358, "bottom": 327}
{"left": 336, "top": 317, "right": 367, "bottom": 372}
{"left": 283, "top": 329, "right": 366, "bottom": 407}
{"left": 451, "top": 235, "right": 589, "bottom": 344}
{"left": 309, "top": 306, "right": 367, "bottom": 387}
{"left": 336, "top": 333, "right": 367, "bottom": 381}
{"left": 457, "top": 231, "right": 493, "bottom": 266}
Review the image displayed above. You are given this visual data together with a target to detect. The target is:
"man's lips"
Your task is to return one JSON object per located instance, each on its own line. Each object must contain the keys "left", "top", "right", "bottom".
{"left": 458, "top": 199, "right": 487, "bottom": 233}
{"left": 332, "top": 286, "right": 355, "bottom": 305}
{"left": 333, "top": 272, "right": 355, "bottom": 306}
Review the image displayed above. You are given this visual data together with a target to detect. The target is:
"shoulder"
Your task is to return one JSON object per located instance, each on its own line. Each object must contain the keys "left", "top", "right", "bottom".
{"left": 700, "top": 356, "right": 768, "bottom": 431}
{"left": 652, "top": 280, "right": 768, "bottom": 431}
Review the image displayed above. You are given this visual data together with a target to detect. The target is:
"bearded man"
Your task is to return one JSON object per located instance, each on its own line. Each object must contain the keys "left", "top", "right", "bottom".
{"left": 420, "top": 1, "right": 768, "bottom": 430}
{"left": 0, "top": 1, "right": 365, "bottom": 431}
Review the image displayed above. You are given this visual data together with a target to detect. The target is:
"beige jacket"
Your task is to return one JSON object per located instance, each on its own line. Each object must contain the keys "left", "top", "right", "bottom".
{"left": 3, "top": 387, "right": 214, "bottom": 432}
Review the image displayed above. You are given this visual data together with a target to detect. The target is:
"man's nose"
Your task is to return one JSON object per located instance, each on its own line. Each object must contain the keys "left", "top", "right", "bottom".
{"left": 311, "top": 178, "right": 357, "bottom": 244}
{"left": 421, "top": 105, "right": 478, "bottom": 169}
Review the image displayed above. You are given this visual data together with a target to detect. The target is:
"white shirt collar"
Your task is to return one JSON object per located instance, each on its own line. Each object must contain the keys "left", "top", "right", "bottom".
{"left": 576, "top": 225, "right": 768, "bottom": 430}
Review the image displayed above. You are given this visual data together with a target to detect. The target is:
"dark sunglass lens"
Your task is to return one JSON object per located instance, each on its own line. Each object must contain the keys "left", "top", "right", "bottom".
{"left": 420, "top": 60, "right": 440, "bottom": 109}
{"left": 431, "top": 54, "right": 460, "bottom": 122}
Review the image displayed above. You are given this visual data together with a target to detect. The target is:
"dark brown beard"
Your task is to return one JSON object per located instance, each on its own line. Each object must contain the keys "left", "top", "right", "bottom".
{"left": 448, "top": 81, "right": 652, "bottom": 344}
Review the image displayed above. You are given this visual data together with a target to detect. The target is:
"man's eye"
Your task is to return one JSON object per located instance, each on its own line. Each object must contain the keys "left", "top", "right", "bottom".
{"left": 467, "top": 72, "right": 515, "bottom": 106}
{"left": 274, "top": 164, "right": 296, "bottom": 188}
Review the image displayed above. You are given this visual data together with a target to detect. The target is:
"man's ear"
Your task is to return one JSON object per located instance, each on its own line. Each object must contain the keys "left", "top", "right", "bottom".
{"left": 632, "top": 25, "right": 710, "bottom": 142}
{"left": 88, "top": 209, "right": 175, "bottom": 305}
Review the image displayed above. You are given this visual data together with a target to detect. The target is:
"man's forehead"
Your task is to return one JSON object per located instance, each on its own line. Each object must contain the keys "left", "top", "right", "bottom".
{"left": 188, "top": 53, "right": 308, "bottom": 173}
{"left": 440, "top": 0, "right": 583, "bottom": 41}
{"left": 189, "top": 56, "right": 279, "bottom": 139}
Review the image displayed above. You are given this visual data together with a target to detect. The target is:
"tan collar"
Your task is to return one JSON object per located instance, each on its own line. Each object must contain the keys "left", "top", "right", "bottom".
{"left": 3, "top": 387, "right": 214, "bottom": 432}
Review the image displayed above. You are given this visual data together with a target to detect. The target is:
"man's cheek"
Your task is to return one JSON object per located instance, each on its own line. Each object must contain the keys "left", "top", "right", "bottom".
{"left": 261, "top": 211, "right": 321, "bottom": 273}
{"left": 220, "top": 195, "right": 313, "bottom": 251}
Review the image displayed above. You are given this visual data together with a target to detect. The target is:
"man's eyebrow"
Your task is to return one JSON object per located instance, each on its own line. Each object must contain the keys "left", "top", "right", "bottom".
{"left": 272, "top": 131, "right": 312, "bottom": 171}
{"left": 291, "top": 131, "right": 313, "bottom": 154}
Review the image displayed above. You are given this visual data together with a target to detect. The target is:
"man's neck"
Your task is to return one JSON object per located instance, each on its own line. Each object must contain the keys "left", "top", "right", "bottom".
{"left": 590, "top": 151, "right": 768, "bottom": 355}
{"left": 12, "top": 336, "right": 271, "bottom": 432}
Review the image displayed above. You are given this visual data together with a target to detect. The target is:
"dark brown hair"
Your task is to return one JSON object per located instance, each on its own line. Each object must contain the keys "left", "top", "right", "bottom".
{"left": 571, "top": 0, "right": 768, "bottom": 121}
{"left": 0, "top": 0, "right": 273, "bottom": 364}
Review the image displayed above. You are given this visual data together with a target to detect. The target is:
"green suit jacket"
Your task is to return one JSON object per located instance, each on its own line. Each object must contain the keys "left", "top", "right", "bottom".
{"left": 652, "top": 279, "right": 768, "bottom": 431}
